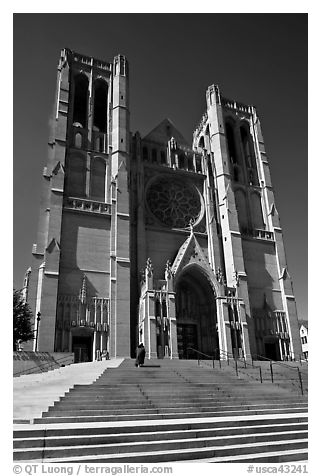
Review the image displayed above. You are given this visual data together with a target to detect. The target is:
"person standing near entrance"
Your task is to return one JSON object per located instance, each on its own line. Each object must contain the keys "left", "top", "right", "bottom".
{"left": 135, "top": 343, "right": 146, "bottom": 367}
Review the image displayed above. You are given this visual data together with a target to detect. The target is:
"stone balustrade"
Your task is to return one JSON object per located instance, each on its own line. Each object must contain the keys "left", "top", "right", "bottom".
{"left": 64, "top": 197, "right": 112, "bottom": 215}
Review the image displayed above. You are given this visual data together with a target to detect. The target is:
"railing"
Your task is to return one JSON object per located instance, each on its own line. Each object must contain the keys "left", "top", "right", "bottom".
{"left": 251, "top": 353, "right": 306, "bottom": 395}
{"left": 219, "top": 349, "right": 263, "bottom": 383}
{"left": 186, "top": 347, "right": 306, "bottom": 395}
{"left": 186, "top": 348, "right": 216, "bottom": 368}
{"left": 13, "top": 354, "right": 74, "bottom": 377}
{"left": 187, "top": 347, "right": 263, "bottom": 382}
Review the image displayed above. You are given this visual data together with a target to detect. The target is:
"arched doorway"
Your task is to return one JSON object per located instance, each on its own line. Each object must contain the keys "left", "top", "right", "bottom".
{"left": 175, "top": 268, "right": 219, "bottom": 359}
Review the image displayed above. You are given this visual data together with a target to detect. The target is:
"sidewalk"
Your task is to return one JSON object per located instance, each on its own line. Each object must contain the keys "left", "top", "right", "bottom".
{"left": 13, "top": 358, "right": 124, "bottom": 423}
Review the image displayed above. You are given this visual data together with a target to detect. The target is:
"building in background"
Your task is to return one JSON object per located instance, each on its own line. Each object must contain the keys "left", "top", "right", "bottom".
{"left": 23, "top": 49, "right": 301, "bottom": 362}
{"left": 299, "top": 323, "right": 308, "bottom": 360}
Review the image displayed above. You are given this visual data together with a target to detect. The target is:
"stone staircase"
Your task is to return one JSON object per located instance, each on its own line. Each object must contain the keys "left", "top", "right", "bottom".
{"left": 13, "top": 358, "right": 308, "bottom": 463}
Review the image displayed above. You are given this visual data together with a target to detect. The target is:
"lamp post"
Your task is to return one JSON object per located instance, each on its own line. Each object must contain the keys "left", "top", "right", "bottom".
{"left": 35, "top": 312, "right": 41, "bottom": 351}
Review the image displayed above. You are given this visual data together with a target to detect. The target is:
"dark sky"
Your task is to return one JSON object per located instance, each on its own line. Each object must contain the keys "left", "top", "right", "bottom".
{"left": 13, "top": 13, "right": 308, "bottom": 319}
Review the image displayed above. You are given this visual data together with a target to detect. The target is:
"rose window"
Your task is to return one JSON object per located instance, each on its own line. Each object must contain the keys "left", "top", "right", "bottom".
{"left": 146, "top": 177, "right": 202, "bottom": 228}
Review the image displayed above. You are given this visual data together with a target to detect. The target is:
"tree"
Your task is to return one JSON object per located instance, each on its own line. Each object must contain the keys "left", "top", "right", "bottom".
{"left": 13, "top": 289, "right": 34, "bottom": 350}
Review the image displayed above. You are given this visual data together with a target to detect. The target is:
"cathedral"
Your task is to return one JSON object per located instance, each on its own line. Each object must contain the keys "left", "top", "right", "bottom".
{"left": 24, "top": 48, "right": 301, "bottom": 362}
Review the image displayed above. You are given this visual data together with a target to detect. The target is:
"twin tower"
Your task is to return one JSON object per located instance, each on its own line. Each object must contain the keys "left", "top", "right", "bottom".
{"left": 24, "top": 48, "right": 301, "bottom": 362}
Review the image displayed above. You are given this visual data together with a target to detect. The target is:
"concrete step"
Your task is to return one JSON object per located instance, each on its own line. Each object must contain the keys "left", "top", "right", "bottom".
{"left": 45, "top": 402, "right": 308, "bottom": 414}
{"left": 34, "top": 407, "right": 308, "bottom": 424}
{"left": 14, "top": 415, "right": 308, "bottom": 438}
{"left": 14, "top": 421, "right": 308, "bottom": 449}
{"left": 50, "top": 399, "right": 307, "bottom": 410}
{"left": 14, "top": 438, "right": 308, "bottom": 463}
{"left": 14, "top": 429, "right": 308, "bottom": 460}
{"left": 59, "top": 394, "right": 306, "bottom": 404}
{"left": 181, "top": 448, "right": 308, "bottom": 463}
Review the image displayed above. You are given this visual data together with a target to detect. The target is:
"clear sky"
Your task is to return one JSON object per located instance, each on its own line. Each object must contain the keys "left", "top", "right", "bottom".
{"left": 13, "top": 13, "right": 308, "bottom": 320}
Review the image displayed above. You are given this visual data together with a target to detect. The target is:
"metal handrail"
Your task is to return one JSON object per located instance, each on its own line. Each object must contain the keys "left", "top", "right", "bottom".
{"left": 187, "top": 347, "right": 262, "bottom": 383}
{"left": 251, "top": 353, "right": 306, "bottom": 395}
{"left": 219, "top": 349, "right": 263, "bottom": 382}
{"left": 186, "top": 347, "right": 215, "bottom": 368}
{"left": 13, "top": 354, "right": 74, "bottom": 377}
{"left": 186, "top": 347, "right": 305, "bottom": 394}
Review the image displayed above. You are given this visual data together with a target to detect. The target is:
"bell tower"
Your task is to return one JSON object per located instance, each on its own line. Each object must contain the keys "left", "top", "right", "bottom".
{"left": 26, "top": 49, "right": 131, "bottom": 359}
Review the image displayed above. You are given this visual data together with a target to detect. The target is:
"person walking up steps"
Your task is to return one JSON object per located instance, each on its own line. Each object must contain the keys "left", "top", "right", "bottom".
{"left": 135, "top": 343, "right": 146, "bottom": 367}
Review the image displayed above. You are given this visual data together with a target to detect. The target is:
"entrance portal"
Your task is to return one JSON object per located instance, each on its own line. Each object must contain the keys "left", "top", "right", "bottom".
{"left": 72, "top": 336, "right": 92, "bottom": 363}
{"left": 264, "top": 340, "right": 280, "bottom": 361}
{"left": 177, "top": 323, "right": 198, "bottom": 359}
{"left": 176, "top": 268, "right": 218, "bottom": 359}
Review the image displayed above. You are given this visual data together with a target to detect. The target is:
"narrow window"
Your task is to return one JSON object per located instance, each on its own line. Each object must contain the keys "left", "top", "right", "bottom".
{"left": 225, "top": 122, "right": 237, "bottom": 164}
{"left": 152, "top": 149, "right": 157, "bottom": 163}
{"left": 73, "top": 74, "right": 89, "bottom": 128}
{"left": 143, "top": 147, "right": 148, "bottom": 161}
{"left": 195, "top": 156, "right": 202, "bottom": 173}
{"left": 208, "top": 159, "right": 214, "bottom": 180}
{"left": 93, "top": 79, "right": 108, "bottom": 133}
{"left": 240, "top": 125, "right": 252, "bottom": 167}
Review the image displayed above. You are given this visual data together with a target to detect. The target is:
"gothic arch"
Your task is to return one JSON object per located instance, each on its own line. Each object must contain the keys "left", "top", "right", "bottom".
{"left": 174, "top": 264, "right": 219, "bottom": 358}
{"left": 174, "top": 262, "right": 219, "bottom": 298}
{"left": 198, "top": 136, "right": 205, "bottom": 150}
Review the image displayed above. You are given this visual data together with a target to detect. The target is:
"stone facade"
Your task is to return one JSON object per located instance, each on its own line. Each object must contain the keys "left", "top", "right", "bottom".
{"left": 24, "top": 49, "right": 301, "bottom": 362}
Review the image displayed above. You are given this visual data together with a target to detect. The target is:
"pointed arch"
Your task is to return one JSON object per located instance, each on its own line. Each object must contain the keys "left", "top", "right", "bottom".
{"left": 174, "top": 264, "right": 219, "bottom": 358}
